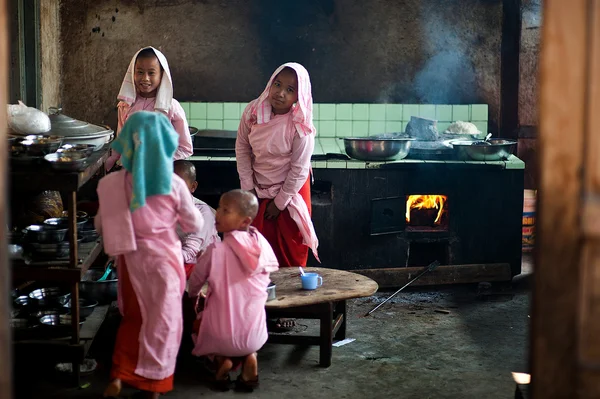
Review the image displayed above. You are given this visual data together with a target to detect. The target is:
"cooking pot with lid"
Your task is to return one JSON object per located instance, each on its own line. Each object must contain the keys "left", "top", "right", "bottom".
{"left": 43, "top": 107, "right": 113, "bottom": 150}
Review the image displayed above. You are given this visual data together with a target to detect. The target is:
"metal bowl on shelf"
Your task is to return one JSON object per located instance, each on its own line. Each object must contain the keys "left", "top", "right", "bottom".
{"left": 14, "top": 295, "right": 30, "bottom": 308}
{"left": 28, "top": 241, "right": 71, "bottom": 259}
{"left": 19, "top": 135, "right": 64, "bottom": 156}
{"left": 44, "top": 152, "right": 88, "bottom": 172}
{"left": 56, "top": 144, "right": 96, "bottom": 157}
{"left": 78, "top": 218, "right": 98, "bottom": 243}
{"left": 39, "top": 314, "right": 83, "bottom": 327}
{"left": 8, "top": 244, "right": 23, "bottom": 260}
{"left": 61, "top": 210, "right": 88, "bottom": 219}
{"left": 450, "top": 138, "right": 517, "bottom": 161}
{"left": 62, "top": 297, "right": 98, "bottom": 319}
{"left": 44, "top": 216, "right": 88, "bottom": 230}
{"left": 23, "top": 224, "right": 67, "bottom": 243}
{"left": 341, "top": 136, "right": 415, "bottom": 161}
{"left": 28, "top": 287, "right": 68, "bottom": 307}
{"left": 30, "top": 308, "right": 68, "bottom": 319}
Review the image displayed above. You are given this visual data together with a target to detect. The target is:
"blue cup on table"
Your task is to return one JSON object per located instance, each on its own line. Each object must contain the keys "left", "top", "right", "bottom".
{"left": 301, "top": 273, "right": 323, "bottom": 290}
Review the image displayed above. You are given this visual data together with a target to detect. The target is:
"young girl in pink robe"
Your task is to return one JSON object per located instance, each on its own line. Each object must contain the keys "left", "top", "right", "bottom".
{"left": 96, "top": 111, "right": 204, "bottom": 399}
{"left": 188, "top": 189, "right": 278, "bottom": 392}
{"left": 235, "top": 62, "right": 319, "bottom": 268}
{"left": 106, "top": 46, "right": 193, "bottom": 171}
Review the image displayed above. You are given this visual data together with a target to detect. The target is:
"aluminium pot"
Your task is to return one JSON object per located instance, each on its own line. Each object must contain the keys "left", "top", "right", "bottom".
{"left": 46, "top": 107, "right": 114, "bottom": 150}
{"left": 79, "top": 268, "right": 118, "bottom": 305}
{"left": 341, "top": 136, "right": 415, "bottom": 161}
{"left": 450, "top": 138, "right": 517, "bottom": 161}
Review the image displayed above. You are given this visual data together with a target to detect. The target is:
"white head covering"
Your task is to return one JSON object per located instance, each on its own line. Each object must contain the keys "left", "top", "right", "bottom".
{"left": 117, "top": 46, "right": 174, "bottom": 113}
{"left": 244, "top": 62, "right": 315, "bottom": 136}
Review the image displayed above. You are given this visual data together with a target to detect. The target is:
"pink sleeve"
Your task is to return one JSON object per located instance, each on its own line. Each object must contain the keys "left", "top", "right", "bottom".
{"left": 273, "top": 132, "right": 314, "bottom": 210}
{"left": 171, "top": 100, "right": 193, "bottom": 160}
{"left": 105, "top": 103, "right": 128, "bottom": 171}
{"left": 235, "top": 104, "right": 255, "bottom": 191}
{"left": 188, "top": 244, "right": 214, "bottom": 296}
{"left": 175, "top": 177, "right": 204, "bottom": 234}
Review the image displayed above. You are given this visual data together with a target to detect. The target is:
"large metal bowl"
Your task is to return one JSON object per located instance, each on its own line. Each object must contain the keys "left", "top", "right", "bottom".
{"left": 80, "top": 268, "right": 118, "bottom": 304}
{"left": 342, "top": 137, "right": 414, "bottom": 161}
{"left": 19, "top": 135, "right": 64, "bottom": 156}
{"left": 450, "top": 139, "right": 517, "bottom": 161}
{"left": 62, "top": 297, "right": 98, "bottom": 319}
{"left": 23, "top": 224, "right": 67, "bottom": 243}
{"left": 28, "top": 287, "right": 67, "bottom": 307}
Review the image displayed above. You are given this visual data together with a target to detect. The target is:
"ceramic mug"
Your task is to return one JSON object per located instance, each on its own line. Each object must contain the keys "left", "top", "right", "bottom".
{"left": 301, "top": 273, "right": 323, "bottom": 290}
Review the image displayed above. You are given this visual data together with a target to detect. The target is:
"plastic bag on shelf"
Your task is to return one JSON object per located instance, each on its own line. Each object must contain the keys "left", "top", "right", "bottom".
{"left": 7, "top": 101, "right": 51, "bottom": 135}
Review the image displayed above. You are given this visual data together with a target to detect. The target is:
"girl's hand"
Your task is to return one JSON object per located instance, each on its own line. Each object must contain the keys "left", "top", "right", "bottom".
{"left": 264, "top": 200, "right": 281, "bottom": 220}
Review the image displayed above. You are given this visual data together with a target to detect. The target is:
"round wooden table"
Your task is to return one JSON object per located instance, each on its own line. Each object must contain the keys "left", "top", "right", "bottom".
{"left": 265, "top": 267, "right": 378, "bottom": 367}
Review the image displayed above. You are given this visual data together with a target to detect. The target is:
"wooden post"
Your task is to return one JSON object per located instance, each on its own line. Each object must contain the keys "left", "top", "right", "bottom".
{"left": 532, "top": 0, "right": 600, "bottom": 397}
{"left": 0, "top": 0, "right": 14, "bottom": 397}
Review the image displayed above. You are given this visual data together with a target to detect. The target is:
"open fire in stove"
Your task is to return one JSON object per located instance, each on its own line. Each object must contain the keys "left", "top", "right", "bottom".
{"left": 405, "top": 195, "right": 448, "bottom": 231}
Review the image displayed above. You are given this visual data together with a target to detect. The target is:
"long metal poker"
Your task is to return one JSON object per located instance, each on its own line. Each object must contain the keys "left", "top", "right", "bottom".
{"left": 365, "top": 260, "right": 441, "bottom": 316}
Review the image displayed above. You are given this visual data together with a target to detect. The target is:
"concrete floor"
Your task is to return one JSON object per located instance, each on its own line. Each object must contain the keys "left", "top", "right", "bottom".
{"left": 15, "top": 258, "right": 532, "bottom": 399}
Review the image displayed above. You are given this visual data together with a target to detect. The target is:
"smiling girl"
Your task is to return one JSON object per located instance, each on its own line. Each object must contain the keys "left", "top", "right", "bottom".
{"left": 235, "top": 63, "right": 319, "bottom": 275}
{"left": 106, "top": 47, "right": 193, "bottom": 170}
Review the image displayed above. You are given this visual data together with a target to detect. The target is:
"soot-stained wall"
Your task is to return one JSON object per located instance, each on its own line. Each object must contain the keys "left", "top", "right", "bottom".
{"left": 59, "top": 0, "right": 503, "bottom": 131}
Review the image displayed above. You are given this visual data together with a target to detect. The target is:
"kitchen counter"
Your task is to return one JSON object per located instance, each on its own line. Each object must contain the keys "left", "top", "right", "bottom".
{"left": 189, "top": 137, "right": 525, "bottom": 170}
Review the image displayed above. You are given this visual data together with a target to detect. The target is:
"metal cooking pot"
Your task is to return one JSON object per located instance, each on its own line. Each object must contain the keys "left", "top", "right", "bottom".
{"left": 79, "top": 268, "right": 118, "bottom": 304}
{"left": 450, "top": 138, "right": 517, "bottom": 161}
{"left": 341, "top": 137, "right": 414, "bottom": 161}
{"left": 45, "top": 107, "right": 114, "bottom": 150}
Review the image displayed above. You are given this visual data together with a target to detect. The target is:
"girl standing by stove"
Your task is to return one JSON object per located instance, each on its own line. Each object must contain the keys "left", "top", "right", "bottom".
{"left": 235, "top": 62, "right": 320, "bottom": 271}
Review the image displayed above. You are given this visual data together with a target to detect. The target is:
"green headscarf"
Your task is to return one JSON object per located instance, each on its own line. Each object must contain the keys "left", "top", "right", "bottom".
{"left": 111, "top": 111, "right": 178, "bottom": 211}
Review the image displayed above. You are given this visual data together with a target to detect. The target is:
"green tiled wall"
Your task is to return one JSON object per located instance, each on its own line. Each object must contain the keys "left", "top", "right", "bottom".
{"left": 180, "top": 102, "right": 489, "bottom": 137}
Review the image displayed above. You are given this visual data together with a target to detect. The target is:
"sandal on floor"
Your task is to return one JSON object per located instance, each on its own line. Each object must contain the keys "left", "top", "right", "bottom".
{"left": 235, "top": 375, "right": 260, "bottom": 393}
{"left": 213, "top": 374, "right": 232, "bottom": 392}
{"left": 267, "top": 318, "right": 296, "bottom": 333}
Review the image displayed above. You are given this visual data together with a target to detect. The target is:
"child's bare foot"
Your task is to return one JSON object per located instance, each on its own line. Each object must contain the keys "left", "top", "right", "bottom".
{"left": 103, "top": 378, "right": 122, "bottom": 397}
{"left": 236, "top": 353, "right": 259, "bottom": 392}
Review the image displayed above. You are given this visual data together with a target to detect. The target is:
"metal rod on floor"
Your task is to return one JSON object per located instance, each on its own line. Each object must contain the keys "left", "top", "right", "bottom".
{"left": 365, "top": 260, "right": 441, "bottom": 317}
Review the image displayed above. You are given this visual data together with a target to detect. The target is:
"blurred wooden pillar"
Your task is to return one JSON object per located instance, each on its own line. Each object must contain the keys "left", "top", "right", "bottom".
{"left": 532, "top": 0, "right": 600, "bottom": 397}
{"left": 0, "top": 0, "right": 13, "bottom": 397}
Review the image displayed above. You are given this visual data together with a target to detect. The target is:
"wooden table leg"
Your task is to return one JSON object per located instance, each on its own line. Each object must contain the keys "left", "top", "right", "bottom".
{"left": 334, "top": 300, "right": 347, "bottom": 341}
{"left": 319, "top": 302, "right": 333, "bottom": 367}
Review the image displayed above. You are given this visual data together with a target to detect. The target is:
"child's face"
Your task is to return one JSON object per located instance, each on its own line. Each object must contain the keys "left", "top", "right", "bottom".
{"left": 134, "top": 56, "right": 162, "bottom": 98}
{"left": 269, "top": 68, "right": 298, "bottom": 115}
{"left": 215, "top": 197, "right": 251, "bottom": 233}
{"left": 175, "top": 171, "right": 198, "bottom": 194}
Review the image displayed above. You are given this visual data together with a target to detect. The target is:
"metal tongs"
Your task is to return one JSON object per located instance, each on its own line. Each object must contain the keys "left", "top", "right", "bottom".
{"left": 365, "top": 260, "right": 441, "bottom": 316}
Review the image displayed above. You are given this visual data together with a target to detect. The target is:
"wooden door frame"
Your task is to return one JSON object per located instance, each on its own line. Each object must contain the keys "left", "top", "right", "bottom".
{"left": 532, "top": 0, "right": 600, "bottom": 397}
{"left": 1, "top": 0, "right": 13, "bottom": 397}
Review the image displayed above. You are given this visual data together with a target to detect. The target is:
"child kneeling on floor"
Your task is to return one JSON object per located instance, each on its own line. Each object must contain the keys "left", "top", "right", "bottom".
{"left": 188, "top": 189, "right": 279, "bottom": 392}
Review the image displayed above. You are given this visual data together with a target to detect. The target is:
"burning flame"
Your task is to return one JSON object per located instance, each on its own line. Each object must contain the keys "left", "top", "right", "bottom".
{"left": 406, "top": 195, "right": 447, "bottom": 224}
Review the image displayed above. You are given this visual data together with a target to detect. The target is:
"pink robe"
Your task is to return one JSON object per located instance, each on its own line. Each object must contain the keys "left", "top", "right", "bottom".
{"left": 105, "top": 97, "right": 193, "bottom": 170}
{"left": 177, "top": 197, "right": 220, "bottom": 264}
{"left": 188, "top": 227, "right": 279, "bottom": 357}
{"left": 236, "top": 109, "right": 319, "bottom": 260}
{"left": 95, "top": 170, "right": 204, "bottom": 380}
